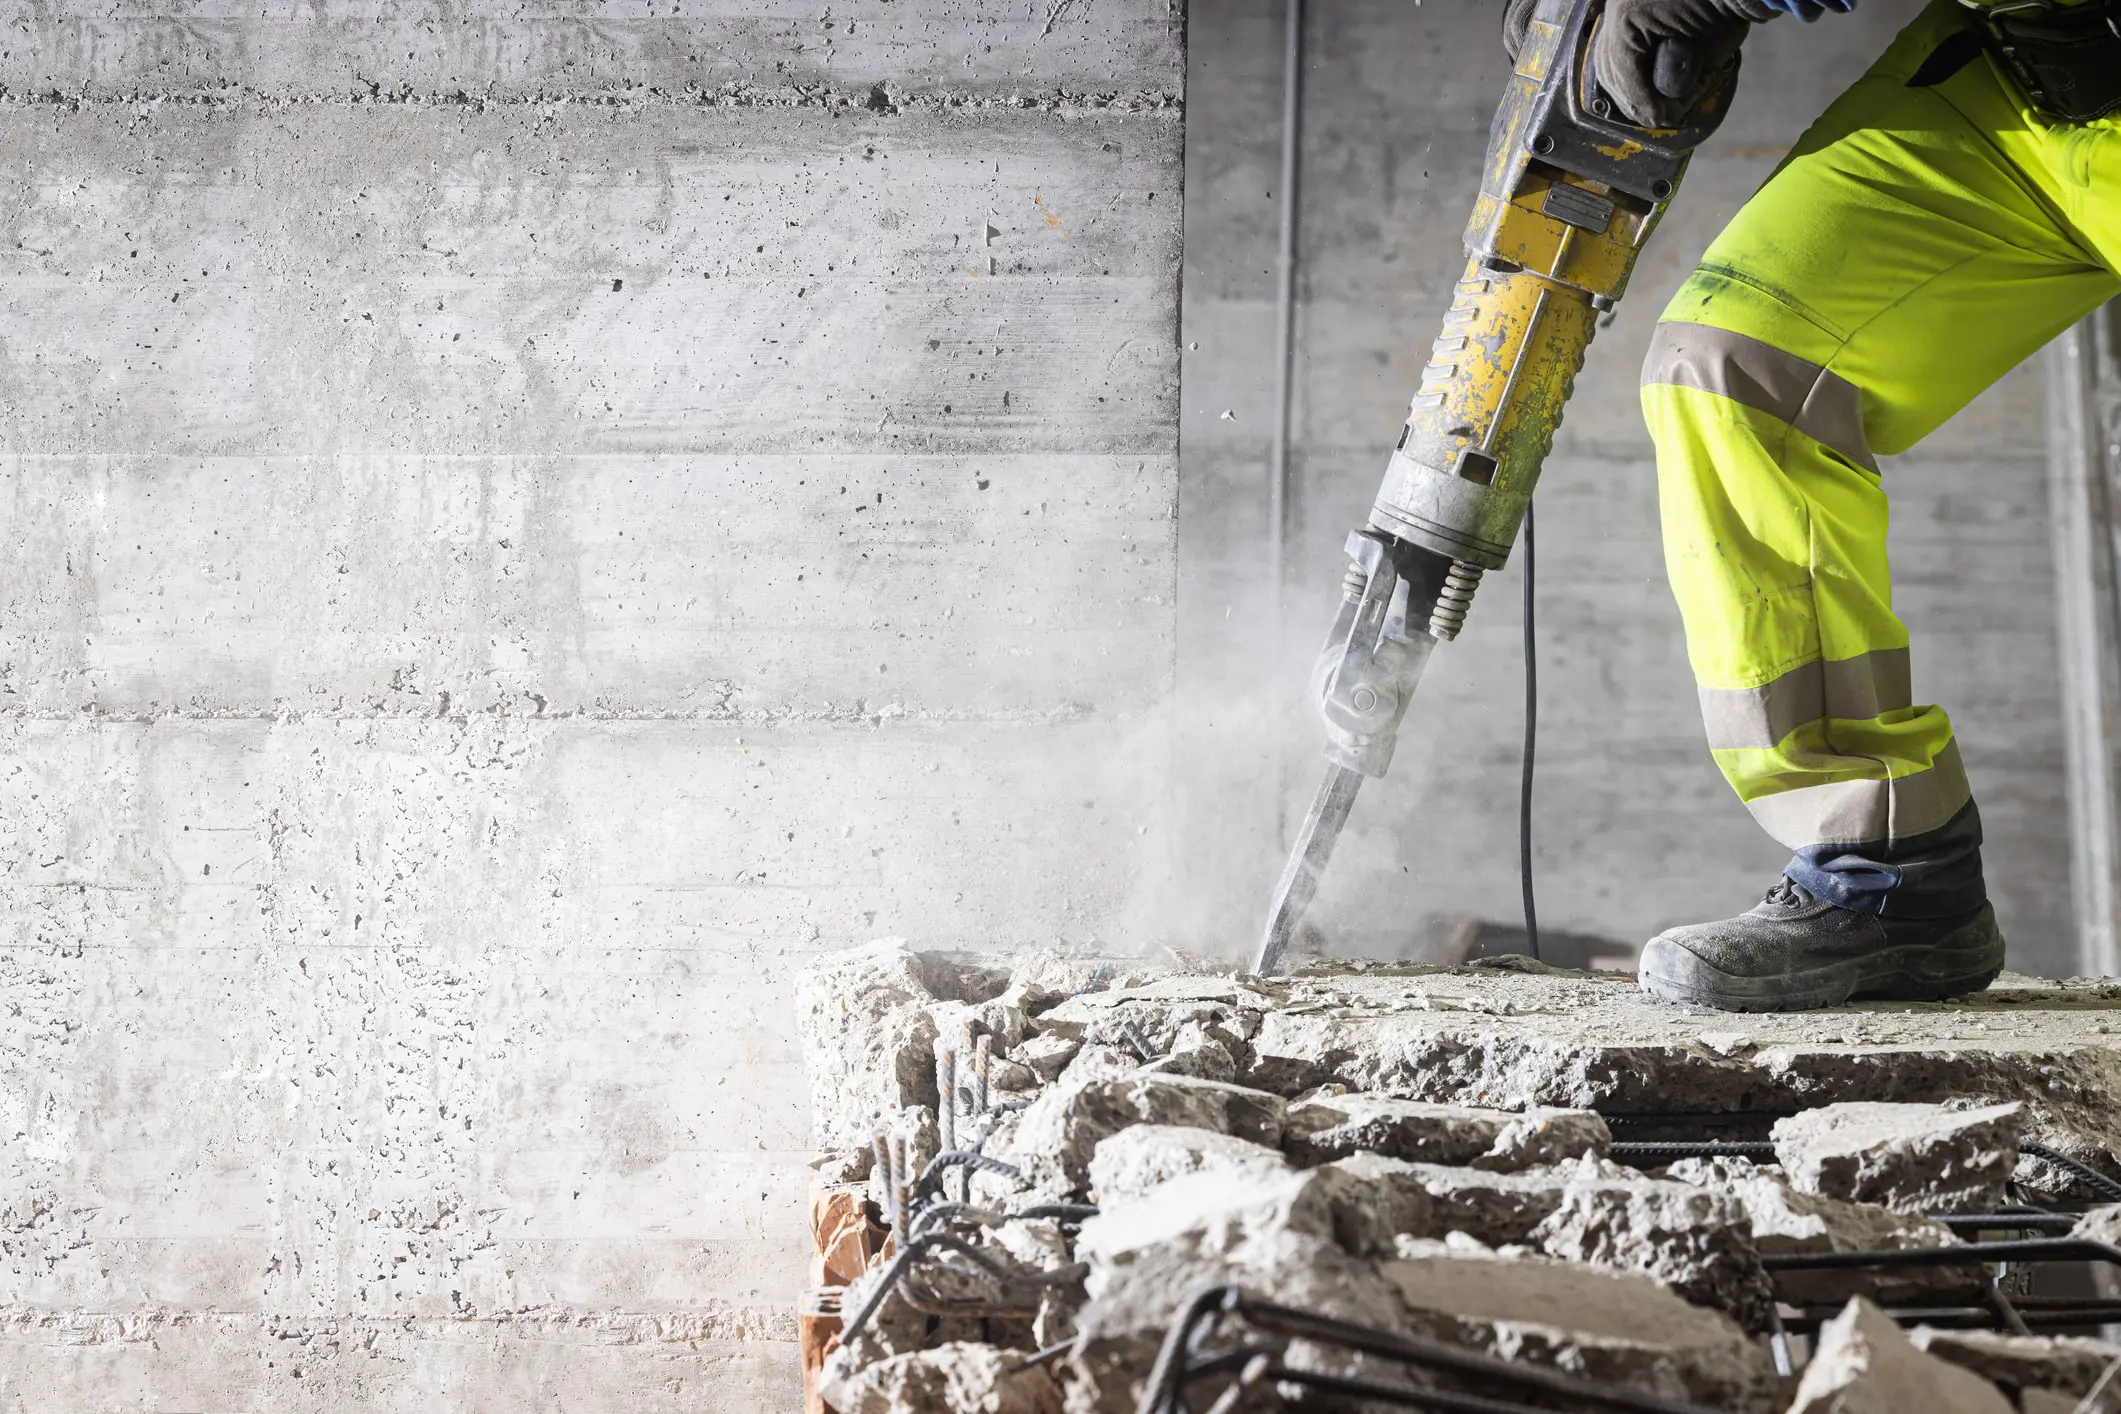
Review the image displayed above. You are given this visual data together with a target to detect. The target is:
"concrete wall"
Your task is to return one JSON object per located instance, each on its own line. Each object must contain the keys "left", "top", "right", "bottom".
{"left": 1178, "top": 0, "right": 2076, "bottom": 975}
{"left": 0, "top": 6, "right": 1183, "bottom": 1410}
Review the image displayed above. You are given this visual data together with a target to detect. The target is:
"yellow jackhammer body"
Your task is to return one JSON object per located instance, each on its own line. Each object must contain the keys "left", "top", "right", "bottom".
{"left": 1253, "top": 0, "right": 1737, "bottom": 973}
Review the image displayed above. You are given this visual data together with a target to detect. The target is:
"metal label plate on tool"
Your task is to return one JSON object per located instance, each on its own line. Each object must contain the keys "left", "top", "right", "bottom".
{"left": 1541, "top": 182, "right": 1616, "bottom": 234}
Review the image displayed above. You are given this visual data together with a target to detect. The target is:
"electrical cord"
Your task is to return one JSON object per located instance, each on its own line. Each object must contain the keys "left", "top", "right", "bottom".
{"left": 1521, "top": 502, "right": 1540, "bottom": 961}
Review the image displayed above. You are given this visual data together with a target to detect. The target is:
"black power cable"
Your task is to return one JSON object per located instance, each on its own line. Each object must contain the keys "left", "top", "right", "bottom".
{"left": 1521, "top": 502, "right": 1540, "bottom": 961}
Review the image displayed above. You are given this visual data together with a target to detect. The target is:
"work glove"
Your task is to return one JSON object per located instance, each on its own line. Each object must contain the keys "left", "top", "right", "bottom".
{"left": 1595, "top": 0, "right": 1784, "bottom": 127}
{"left": 1504, "top": 0, "right": 1854, "bottom": 129}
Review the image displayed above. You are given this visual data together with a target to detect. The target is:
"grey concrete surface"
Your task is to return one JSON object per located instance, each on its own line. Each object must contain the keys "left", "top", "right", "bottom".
{"left": 0, "top": 4, "right": 1182, "bottom": 1410}
{"left": 1178, "top": 0, "right": 2075, "bottom": 974}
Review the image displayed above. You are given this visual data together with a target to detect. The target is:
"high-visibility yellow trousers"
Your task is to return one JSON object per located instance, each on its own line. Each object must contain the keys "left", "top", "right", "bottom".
{"left": 1643, "top": 1, "right": 2121, "bottom": 917}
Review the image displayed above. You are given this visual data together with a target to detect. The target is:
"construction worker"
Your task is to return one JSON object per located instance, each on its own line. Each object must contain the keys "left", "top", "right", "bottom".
{"left": 1510, "top": 0, "right": 2120, "bottom": 1009}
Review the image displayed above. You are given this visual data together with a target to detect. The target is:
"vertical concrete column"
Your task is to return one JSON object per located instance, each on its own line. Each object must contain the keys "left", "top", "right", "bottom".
{"left": 2047, "top": 314, "right": 2121, "bottom": 978}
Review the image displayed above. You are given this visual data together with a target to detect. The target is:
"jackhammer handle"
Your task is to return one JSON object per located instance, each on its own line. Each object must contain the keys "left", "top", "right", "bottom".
{"left": 1653, "top": 38, "right": 1704, "bottom": 101}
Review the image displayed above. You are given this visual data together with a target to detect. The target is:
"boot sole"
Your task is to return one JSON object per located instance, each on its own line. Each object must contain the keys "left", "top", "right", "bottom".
{"left": 1637, "top": 910, "right": 2006, "bottom": 1014}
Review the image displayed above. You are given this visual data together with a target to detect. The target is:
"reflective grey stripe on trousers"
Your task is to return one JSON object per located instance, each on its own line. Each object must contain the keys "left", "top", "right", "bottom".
{"left": 1698, "top": 646, "right": 1914, "bottom": 751}
{"left": 1641, "top": 321, "right": 1878, "bottom": 473}
{"left": 1744, "top": 739, "right": 1973, "bottom": 850}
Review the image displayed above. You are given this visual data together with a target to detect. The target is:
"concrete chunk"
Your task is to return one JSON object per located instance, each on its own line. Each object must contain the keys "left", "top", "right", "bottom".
{"left": 1381, "top": 1242, "right": 1779, "bottom": 1412}
{"left": 1087, "top": 1125, "right": 1292, "bottom": 1205}
{"left": 1664, "top": 1156, "right": 1966, "bottom": 1305}
{"left": 796, "top": 940, "right": 942, "bottom": 1149}
{"left": 1134, "top": 1026, "right": 1241, "bottom": 1083}
{"left": 1055, "top": 1043, "right": 1141, "bottom": 1087}
{"left": 1790, "top": 1298, "right": 2014, "bottom": 1414}
{"left": 2070, "top": 1203, "right": 2121, "bottom": 1245}
{"left": 1530, "top": 1165, "right": 1773, "bottom": 1326}
{"left": 1000, "top": 1072, "right": 1288, "bottom": 1192}
{"left": 1068, "top": 1170, "right": 1416, "bottom": 1414}
{"left": 1009, "top": 1032, "right": 1083, "bottom": 1082}
{"left": 1314, "top": 1153, "right": 1569, "bottom": 1256}
{"left": 1280, "top": 1093, "right": 1609, "bottom": 1169}
{"left": 823, "top": 1341, "right": 1064, "bottom": 1414}
{"left": 1772, "top": 1102, "right": 2024, "bottom": 1215}
{"left": 1074, "top": 1168, "right": 1341, "bottom": 1271}
{"left": 1908, "top": 1329, "right": 2121, "bottom": 1405}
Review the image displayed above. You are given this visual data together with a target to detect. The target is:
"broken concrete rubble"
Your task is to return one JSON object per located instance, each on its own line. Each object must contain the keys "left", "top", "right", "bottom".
{"left": 1009, "top": 1032, "right": 1082, "bottom": 1082}
{"left": 2072, "top": 1202, "right": 2121, "bottom": 1245}
{"left": 1909, "top": 1328, "right": 2121, "bottom": 1406}
{"left": 1528, "top": 1159, "right": 1774, "bottom": 1326}
{"left": 1382, "top": 1239, "right": 1779, "bottom": 1411}
{"left": 1314, "top": 1152, "right": 1570, "bottom": 1255}
{"left": 803, "top": 949, "right": 2121, "bottom": 1189}
{"left": 1067, "top": 1170, "right": 1419, "bottom": 1414}
{"left": 1771, "top": 1101, "right": 2025, "bottom": 1214}
{"left": 1279, "top": 1091, "right": 1610, "bottom": 1169}
{"left": 822, "top": 1341, "right": 1064, "bottom": 1414}
{"left": 797, "top": 941, "right": 944, "bottom": 1149}
{"left": 1071, "top": 1168, "right": 1342, "bottom": 1276}
{"left": 1085, "top": 1124, "right": 1291, "bottom": 1205}
{"left": 1663, "top": 1155, "right": 1967, "bottom": 1304}
{"left": 2021, "top": 1390, "right": 2088, "bottom": 1414}
{"left": 1789, "top": 1298, "right": 2016, "bottom": 1414}
{"left": 1049, "top": 1044, "right": 1139, "bottom": 1087}
{"left": 799, "top": 946, "right": 2121, "bottom": 1413}
{"left": 1230, "top": 969, "right": 2121, "bottom": 1193}
{"left": 998, "top": 1071, "right": 1286, "bottom": 1192}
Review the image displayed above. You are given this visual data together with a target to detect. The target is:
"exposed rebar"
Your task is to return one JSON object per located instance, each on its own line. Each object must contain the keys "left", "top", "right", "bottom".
{"left": 2022, "top": 1141, "right": 2121, "bottom": 1203}
{"left": 912, "top": 1150, "right": 1023, "bottom": 1206}
{"left": 1608, "top": 1139, "right": 1776, "bottom": 1162}
{"left": 937, "top": 1048, "right": 957, "bottom": 1159}
{"left": 838, "top": 1229, "right": 1089, "bottom": 1346}
{"left": 1137, "top": 1285, "right": 1725, "bottom": 1414}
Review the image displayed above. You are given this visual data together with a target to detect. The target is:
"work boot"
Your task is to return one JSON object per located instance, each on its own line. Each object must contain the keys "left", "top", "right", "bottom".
{"left": 1638, "top": 877, "right": 2005, "bottom": 1012}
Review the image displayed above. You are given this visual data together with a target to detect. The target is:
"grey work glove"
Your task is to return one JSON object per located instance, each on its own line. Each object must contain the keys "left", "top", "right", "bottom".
{"left": 1594, "top": 0, "right": 1775, "bottom": 127}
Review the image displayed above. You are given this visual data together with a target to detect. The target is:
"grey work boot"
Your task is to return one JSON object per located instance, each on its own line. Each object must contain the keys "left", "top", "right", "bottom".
{"left": 1638, "top": 877, "right": 2005, "bottom": 1012}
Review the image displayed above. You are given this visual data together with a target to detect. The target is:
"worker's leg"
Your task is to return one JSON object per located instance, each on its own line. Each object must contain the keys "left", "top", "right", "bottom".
{"left": 1637, "top": 3, "right": 2121, "bottom": 1005}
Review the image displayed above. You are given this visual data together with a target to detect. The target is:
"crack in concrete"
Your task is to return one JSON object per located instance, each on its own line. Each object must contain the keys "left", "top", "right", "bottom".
{"left": 1043, "top": 0, "right": 1095, "bottom": 37}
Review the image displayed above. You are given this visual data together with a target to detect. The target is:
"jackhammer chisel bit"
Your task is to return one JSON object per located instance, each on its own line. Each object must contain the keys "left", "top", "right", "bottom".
{"left": 1252, "top": 0, "right": 1737, "bottom": 975}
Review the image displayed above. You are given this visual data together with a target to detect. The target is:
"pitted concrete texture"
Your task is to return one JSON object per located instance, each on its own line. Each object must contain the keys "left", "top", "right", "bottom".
{"left": 0, "top": 1, "right": 1183, "bottom": 1409}
{"left": 0, "top": 3, "right": 1183, "bottom": 102}
{"left": 0, "top": 1308, "right": 797, "bottom": 1411}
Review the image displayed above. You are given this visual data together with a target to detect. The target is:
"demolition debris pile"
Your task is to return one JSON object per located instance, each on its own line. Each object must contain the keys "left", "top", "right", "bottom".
{"left": 796, "top": 942, "right": 2121, "bottom": 1414}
